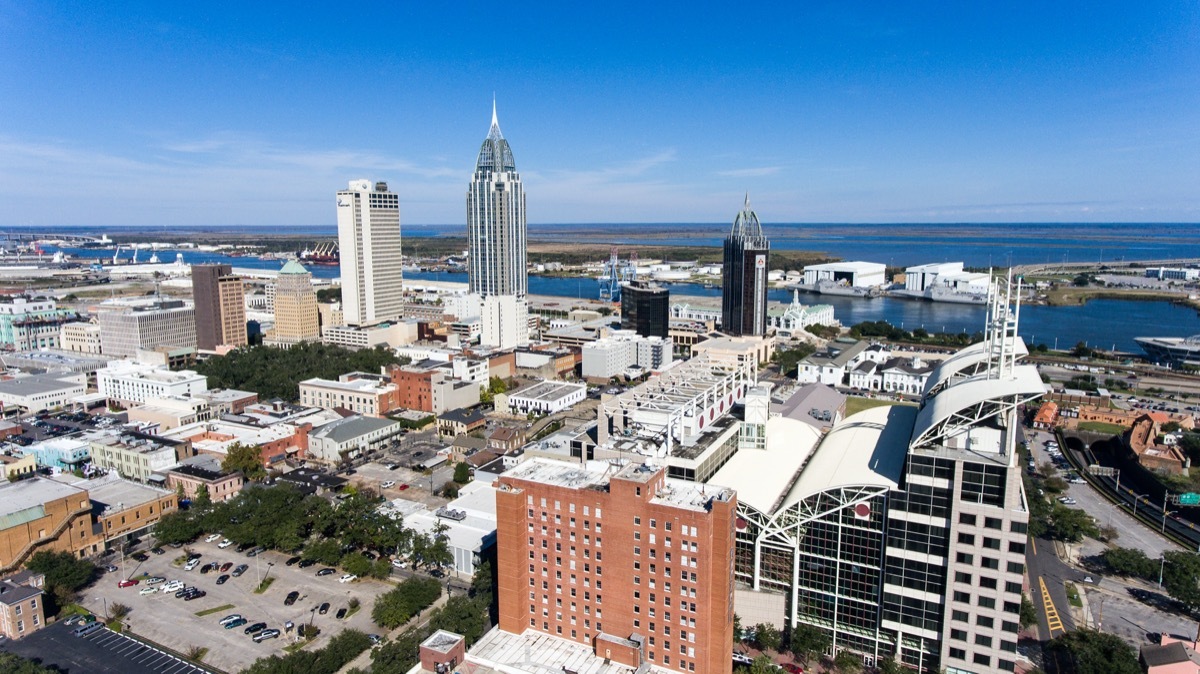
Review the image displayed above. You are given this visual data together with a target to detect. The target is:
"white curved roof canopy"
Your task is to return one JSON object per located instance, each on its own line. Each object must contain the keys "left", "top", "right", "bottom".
{"left": 779, "top": 404, "right": 915, "bottom": 510}
{"left": 710, "top": 416, "right": 821, "bottom": 516}
{"left": 922, "top": 337, "right": 1028, "bottom": 397}
{"left": 910, "top": 364, "right": 1046, "bottom": 449}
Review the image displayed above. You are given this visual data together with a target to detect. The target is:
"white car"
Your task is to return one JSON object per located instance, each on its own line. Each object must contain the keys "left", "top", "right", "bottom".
{"left": 184, "top": 558, "right": 200, "bottom": 571}
{"left": 139, "top": 586, "right": 158, "bottom": 595}
{"left": 391, "top": 558, "right": 407, "bottom": 569}
{"left": 161, "top": 581, "right": 184, "bottom": 593}
{"left": 339, "top": 574, "right": 358, "bottom": 583}
{"left": 205, "top": 533, "right": 222, "bottom": 543}
{"left": 381, "top": 481, "right": 396, "bottom": 489}
{"left": 218, "top": 539, "right": 233, "bottom": 549}
{"left": 145, "top": 576, "right": 165, "bottom": 585}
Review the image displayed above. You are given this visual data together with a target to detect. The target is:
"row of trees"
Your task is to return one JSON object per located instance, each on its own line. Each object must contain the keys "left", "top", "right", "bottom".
{"left": 1103, "top": 546, "right": 1200, "bottom": 608}
{"left": 848, "top": 320, "right": 985, "bottom": 347}
{"left": 195, "top": 342, "right": 406, "bottom": 401}
{"left": 244, "top": 628, "right": 372, "bottom": 674}
{"left": 153, "top": 482, "right": 453, "bottom": 574}
{"left": 372, "top": 577, "right": 442, "bottom": 629}
{"left": 353, "top": 563, "right": 496, "bottom": 674}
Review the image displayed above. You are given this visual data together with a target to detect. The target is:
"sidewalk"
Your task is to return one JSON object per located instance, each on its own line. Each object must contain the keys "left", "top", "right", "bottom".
{"left": 337, "top": 591, "right": 450, "bottom": 674}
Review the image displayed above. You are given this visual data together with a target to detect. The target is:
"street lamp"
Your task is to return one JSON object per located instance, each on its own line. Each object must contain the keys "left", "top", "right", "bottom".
{"left": 1133, "top": 493, "right": 1150, "bottom": 517}
{"left": 1162, "top": 507, "right": 1178, "bottom": 534}
{"left": 1159, "top": 557, "right": 1169, "bottom": 588}
{"left": 95, "top": 596, "right": 109, "bottom": 621}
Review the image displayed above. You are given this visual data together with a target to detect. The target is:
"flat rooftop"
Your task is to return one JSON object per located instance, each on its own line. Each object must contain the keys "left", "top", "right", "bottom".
{"left": 0, "top": 374, "right": 83, "bottom": 396}
{"left": 510, "top": 380, "right": 586, "bottom": 403}
{"left": 0, "top": 478, "right": 87, "bottom": 519}
{"left": 468, "top": 628, "right": 673, "bottom": 674}
{"left": 51, "top": 474, "right": 171, "bottom": 513}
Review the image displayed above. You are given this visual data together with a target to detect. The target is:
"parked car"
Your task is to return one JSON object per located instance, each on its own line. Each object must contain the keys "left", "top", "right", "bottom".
{"left": 184, "top": 589, "right": 207, "bottom": 601}
{"left": 145, "top": 576, "right": 165, "bottom": 585}
{"left": 131, "top": 552, "right": 149, "bottom": 562}
{"left": 118, "top": 579, "right": 139, "bottom": 588}
{"left": 220, "top": 562, "right": 233, "bottom": 572}
{"left": 285, "top": 556, "right": 301, "bottom": 566}
{"left": 219, "top": 614, "right": 243, "bottom": 626}
{"left": 139, "top": 586, "right": 157, "bottom": 595}
{"left": 224, "top": 618, "right": 248, "bottom": 630}
{"left": 335, "top": 607, "right": 347, "bottom": 619}
{"left": 318, "top": 602, "right": 330, "bottom": 615}
{"left": 783, "top": 664, "right": 804, "bottom": 673}
{"left": 151, "top": 547, "right": 165, "bottom": 555}
{"left": 205, "top": 533, "right": 222, "bottom": 543}
{"left": 161, "top": 581, "right": 184, "bottom": 593}
{"left": 244, "top": 622, "right": 267, "bottom": 634}
{"left": 285, "top": 591, "right": 300, "bottom": 606}
{"left": 316, "top": 568, "right": 335, "bottom": 577}
{"left": 339, "top": 574, "right": 358, "bottom": 583}
{"left": 232, "top": 564, "right": 249, "bottom": 577}
{"left": 391, "top": 559, "right": 407, "bottom": 569}
{"left": 253, "top": 629, "right": 281, "bottom": 642}
{"left": 216, "top": 574, "right": 230, "bottom": 585}
{"left": 218, "top": 539, "right": 234, "bottom": 549}
{"left": 381, "top": 481, "right": 396, "bottom": 489}
{"left": 104, "top": 564, "right": 119, "bottom": 573}
{"left": 247, "top": 546, "right": 265, "bottom": 557}
{"left": 398, "top": 484, "right": 410, "bottom": 491}
{"left": 184, "top": 560, "right": 200, "bottom": 572}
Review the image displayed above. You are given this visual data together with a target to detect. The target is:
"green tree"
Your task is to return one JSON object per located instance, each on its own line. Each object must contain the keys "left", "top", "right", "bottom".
{"left": 193, "top": 484, "right": 212, "bottom": 509}
{"left": 753, "top": 622, "right": 782, "bottom": 652}
{"left": 832, "top": 650, "right": 862, "bottom": 674}
{"left": 1020, "top": 595, "right": 1038, "bottom": 629}
{"left": 340, "top": 552, "right": 372, "bottom": 577}
{"left": 26, "top": 550, "right": 96, "bottom": 607}
{"left": 152, "top": 509, "right": 204, "bottom": 545}
{"left": 453, "top": 462, "right": 473, "bottom": 484}
{"left": 1161, "top": 550, "right": 1200, "bottom": 608}
{"left": 370, "top": 558, "right": 393, "bottom": 579}
{"left": 221, "top": 442, "right": 267, "bottom": 481}
{"left": 1102, "top": 547, "right": 1157, "bottom": 580}
{"left": 1044, "top": 629, "right": 1140, "bottom": 674}
{"left": 1046, "top": 504, "right": 1100, "bottom": 543}
{"left": 788, "top": 623, "right": 830, "bottom": 664}
{"left": 749, "top": 655, "right": 778, "bottom": 674}
{"left": 303, "top": 539, "right": 343, "bottom": 566}
{"left": 428, "top": 593, "right": 490, "bottom": 646}
{"left": 372, "top": 577, "right": 442, "bottom": 629}
{"left": 0, "top": 653, "right": 59, "bottom": 674}
{"left": 876, "top": 657, "right": 904, "bottom": 674}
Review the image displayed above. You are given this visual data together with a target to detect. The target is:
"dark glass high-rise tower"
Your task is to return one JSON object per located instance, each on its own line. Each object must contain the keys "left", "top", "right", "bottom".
{"left": 621, "top": 280, "right": 669, "bottom": 338}
{"left": 721, "top": 194, "right": 770, "bottom": 336}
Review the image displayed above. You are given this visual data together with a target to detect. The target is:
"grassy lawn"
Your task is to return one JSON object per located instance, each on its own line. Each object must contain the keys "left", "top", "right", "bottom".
{"left": 1076, "top": 421, "right": 1127, "bottom": 436}
{"left": 195, "top": 604, "right": 235, "bottom": 617}
{"left": 253, "top": 577, "right": 275, "bottom": 594}
{"left": 1064, "top": 582, "right": 1082, "bottom": 608}
{"left": 845, "top": 396, "right": 910, "bottom": 417}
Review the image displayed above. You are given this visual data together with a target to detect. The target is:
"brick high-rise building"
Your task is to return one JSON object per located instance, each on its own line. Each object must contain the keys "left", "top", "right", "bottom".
{"left": 495, "top": 458, "right": 736, "bottom": 674}
{"left": 191, "top": 264, "right": 247, "bottom": 351}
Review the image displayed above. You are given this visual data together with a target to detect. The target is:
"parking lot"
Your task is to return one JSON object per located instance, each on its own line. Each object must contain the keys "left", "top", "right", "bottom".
{"left": 82, "top": 538, "right": 392, "bottom": 673}
{"left": 0, "top": 621, "right": 212, "bottom": 674}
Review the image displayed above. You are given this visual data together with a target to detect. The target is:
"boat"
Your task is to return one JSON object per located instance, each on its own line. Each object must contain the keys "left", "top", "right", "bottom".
{"left": 928, "top": 286, "right": 988, "bottom": 305}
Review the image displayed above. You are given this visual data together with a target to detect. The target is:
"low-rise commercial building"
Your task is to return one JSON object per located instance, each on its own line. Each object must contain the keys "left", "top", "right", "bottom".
{"left": 689, "top": 334, "right": 775, "bottom": 367}
{"left": 0, "top": 297, "right": 76, "bottom": 351}
{"left": 97, "top": 360, "right": 208, "bottom": 405}
{"left": 500, "top": 380, "right": 587, "bottom": 416}
{"left": 88, "top": 432, "right": 190, "bottom": 483}
{"left": 438, "top": 407, "right": 488, "bottom": 438}
{"left": 388, "top": 363, "right": 482, "bottom": 415}
{"left": 126, "top": 395, "right": 214, "bottom": 431}
{"left": 0, "top": 373, "right": 87, "bottom": 414}
{"left": 68, "top": 474, "right": 177, "bottom": 545}
{"left": 19, "top": 437, "right": 91, "bottom": 471}
{"left": 400, "top": 480, "right": 497, "bottom": 576}
{"left": 163, "top": 454, "right": 244, "bottom": 503}
{"left": 0, "top": 479, "right": 97, "bottom": 573}
{"left": 306, "top": 415, "right": 403, "bottom": 465}
{"left": 0, "top": 452, "right": 37, "bottom": 481}
{"left": 162, "top": 418, "right": 310, "bottom": 467}
{"left": 323, "top": 321, "right": 417, "bottom": 349}
{"left": 299, "top": 373, "right": 400, "bottom": 417}
{"left": 0, "top": 571, "right": 46, "bottom": 640}
{"left": 60, "top": 321, "right": 103, "bottom": 354}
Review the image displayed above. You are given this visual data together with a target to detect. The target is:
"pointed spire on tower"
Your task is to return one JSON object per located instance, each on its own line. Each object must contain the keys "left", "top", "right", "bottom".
{"left": 489, "top": 96, "right": 502, "bottom": 139}
{"left": 744, "top": 191, "right": 751, "bottom": 210}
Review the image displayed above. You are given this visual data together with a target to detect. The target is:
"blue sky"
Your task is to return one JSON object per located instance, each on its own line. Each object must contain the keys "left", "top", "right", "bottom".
{"left": 1, "top": 1, "right": 1197, "bottom": 227}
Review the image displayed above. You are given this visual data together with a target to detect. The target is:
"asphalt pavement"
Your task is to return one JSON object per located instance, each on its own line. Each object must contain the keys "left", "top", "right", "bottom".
{"left": 0, "top": 621, "right": 213, "bottom": 674}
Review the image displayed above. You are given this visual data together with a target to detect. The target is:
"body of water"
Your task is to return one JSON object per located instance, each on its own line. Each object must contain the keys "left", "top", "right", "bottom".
{"left": 43, "top": 224, "right": 1200, "bottom": 354}
{"left": 19, "top": 222, "right": 1200, "bottom": 269}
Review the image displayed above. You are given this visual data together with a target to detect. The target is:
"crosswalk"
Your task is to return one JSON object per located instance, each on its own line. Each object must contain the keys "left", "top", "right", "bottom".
{"left": 1039, "top": 577, "right": 1065, "bottom": 637}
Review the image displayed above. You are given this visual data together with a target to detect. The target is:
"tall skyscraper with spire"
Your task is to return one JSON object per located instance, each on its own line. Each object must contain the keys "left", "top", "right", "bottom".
{"left": 336, "top": 179, "right": 404, "bottom": 327}
{"left": 467, "top": 102, "right": 528, "bottom": 349}
{"left": 721, "top": 195, "right": 770, "bottom": 336}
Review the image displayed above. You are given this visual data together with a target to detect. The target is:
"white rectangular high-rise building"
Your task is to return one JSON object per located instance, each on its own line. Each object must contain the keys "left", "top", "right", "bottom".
{"left": 336, "top": 179, "right": 404, "bottom": 327}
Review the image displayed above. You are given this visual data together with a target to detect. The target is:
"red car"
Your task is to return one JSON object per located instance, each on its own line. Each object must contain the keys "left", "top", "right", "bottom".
{"left": 398, "top": 484, "right": 409, "bottom": 491}
{"left": 117, "top": 579, "right": 139, "bottom": 588}
{"left": 220, "top": 562, "right": 233, "bottom": 572}
{"left": 783, "top": 664, "right": 804, "bottom": 674}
